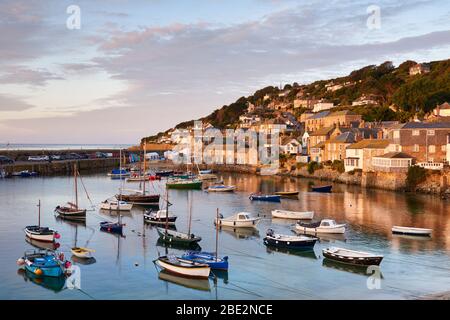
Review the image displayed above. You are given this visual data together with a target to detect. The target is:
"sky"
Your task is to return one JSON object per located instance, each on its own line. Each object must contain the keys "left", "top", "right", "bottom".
{"left": 0, "top": 0, "right": 449, "bottom": 144}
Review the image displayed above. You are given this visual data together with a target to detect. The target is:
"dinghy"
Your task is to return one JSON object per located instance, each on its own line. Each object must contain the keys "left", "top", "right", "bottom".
{"left": 55, "top": 164, "right": 87, "bottom": 220}
{"left": 263, "top": 229, "right": 318, "bottom": 249}
{"left": 249, "top": 194, "right": 281, "bottom": 202}
{"left": 25, "top": 200, "right": 60, "bottom": 243}
{"left": 100, "top": 199, "right": 133, "bottom": 211}
{"left": 144, "top": 209, "right": 177, "bottom": 225}
{"left": 100, "top": 221, "right": 124, "bottom": 235}
{"left": 311, "top": 185, "right": 332, "bottom": 193}
{"left": 198, "top": 173, "right": 218, "bottom": 181}
{"left": 323, "top": 247, "right": 383, "bottom": 266}
{"left": 295, "top": 219, "right": 346, "bottom": 234}
{"left": 71, "top": 247, "right": 95, "bottom": 259}
{"left": 275, "top": 191, "right": 299, "bottom": 196}
{"left": 107, "top": 168, "right": 130, "bottom": 179}
{"left": 392, "top": 226, "right": 432, "bottom": 236}
{"left": 271, "top": 209, "right": 314, "bottom": 220}
{"left": 181, "top": 252, "right": 229, "bottom": 271}
{"left": 17, "top": 250, "right": 68, "bottom": 278}
{"left": 166, "top": 178, "right": 203, "bottom": 190}
{"left": 154, "top": 255, "right": 211, "bottom": 279}
{"left": 157, "top": 227, "right": 202, "bottom": 245}
{"left": 207, "top": 185, "right": 236, "bottom": 192}
{"left": 215, "top": 212, "right": 261, "bottom": 228}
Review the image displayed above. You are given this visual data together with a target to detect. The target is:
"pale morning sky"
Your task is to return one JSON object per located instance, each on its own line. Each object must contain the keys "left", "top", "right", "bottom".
{"left": 0, "top": 0, "right": 449, "bottom": 144}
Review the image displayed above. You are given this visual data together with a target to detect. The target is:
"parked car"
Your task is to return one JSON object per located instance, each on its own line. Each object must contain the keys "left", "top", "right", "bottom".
{"left": 78, "top": 153, "right": 89, "bottom": 159}
{"left": 28, "top": 155, "right": 49, "bottom": 161}
{"left": 0, "top": 155, "right": 14, "bottom": 164}
{"left": 66, "top": 153, "right": 83, "bottom": 160}
{"left": 95, "top": 152, "right": 108, "bottom": 158}
{"left": 50, "top": 155, "right": 61, "bottom": 161}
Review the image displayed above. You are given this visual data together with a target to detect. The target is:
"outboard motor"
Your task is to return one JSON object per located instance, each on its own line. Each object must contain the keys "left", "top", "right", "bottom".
{"left": 266, "top": 228, "right": 274, "bottom": 237}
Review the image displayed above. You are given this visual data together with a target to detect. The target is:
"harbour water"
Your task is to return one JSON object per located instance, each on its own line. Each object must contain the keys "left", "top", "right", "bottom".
{"left": 1, "top": 171, "right": 450, "bottom": 300}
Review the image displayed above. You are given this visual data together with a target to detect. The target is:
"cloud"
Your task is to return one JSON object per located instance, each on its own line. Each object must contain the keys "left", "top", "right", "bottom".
{"left": 0, "top": 66, "right": 63, "bottom": 86}
{"left": 0, "top": 95, "right": 34, "bottom": 111}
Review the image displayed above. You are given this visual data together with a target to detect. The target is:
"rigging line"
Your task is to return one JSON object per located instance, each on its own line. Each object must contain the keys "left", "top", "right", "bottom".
{"left": 77, "top": 170, "right": 95, "bottom": 209}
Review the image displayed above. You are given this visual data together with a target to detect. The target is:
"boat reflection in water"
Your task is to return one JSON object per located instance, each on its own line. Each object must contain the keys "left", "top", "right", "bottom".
{"left": 158, "top": 270, "right": 211, "bottom": 292}
{"left": 218, "top": 225, "right": 260, "bottom": 240}
{"left": 322, "top": 259, "right": 384, "bottom": 278}
{"left": 156, "top": 238, "right": 202, "bottom": 251}
{"left": 292, "top": 230, "right": 347, "bottom": 243}
{"left": 211, "top": 270, "right": 229, "bottom": 284}
{"left": 54, "top": 215, "right": 86, "bottom": 227}
{"left": 25, "top": 237, "right": 60, "bottom": 251}
{"left": 71, "top": 256, "right": 97, "bottom": 265}
{"left": 17, "top": 269, "right": 66, "bottom": 293}
{"left": 265, "top": 245, "right": 318, "bottom": 260}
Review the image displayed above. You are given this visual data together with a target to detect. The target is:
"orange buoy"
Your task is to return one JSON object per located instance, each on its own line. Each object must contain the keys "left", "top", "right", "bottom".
{"left": 35, "top": 268, "right": 43, "bottom": 276}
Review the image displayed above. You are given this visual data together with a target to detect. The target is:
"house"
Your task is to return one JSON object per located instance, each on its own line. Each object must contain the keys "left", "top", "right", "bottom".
{"left": 303, "top": 110, "right": 362, "bottom": 132}
{"left": 313, "top": 101, "right": 334, "bottom": 113}
{"left": 239, "top": 115, "right": 261, "bottom": 129}
{"left": 352, "top": 95, "right": 379, "bottom": 106}
{"left": 280, "top": 138, "right": 301, "bottom": 155}
{"left": 323, "top": 132, "right": 356, "bottom": 162}
{"left": 409, "top": 63, "right": 430, "bottom": 76}
{"left": 303, "top": 111, "right": 331, "bottom": 132}
{"left": 372, "top": 152, "right": 413, "bottom": 172}
{"left": 387, "top": 122, "right": 450, "bottom": 163}
{"left": 293, "top": 99, "right": 318, "bottom": 109}
{"left": 432, "top": 102, "right": 450, "bottom": 117}
{"left": 310, "top": 142, "right": 325, "bottom": 163}
{"left": 258, "top": 118, "right": 288, "bottom": 133}
{"left": 145, "top": 152, "right": 160, "bottom": 161}
{"left": 247, "top": 102, "right": 256, "bottom": 113}
{"left": 344, "top": 139, "right": 390, "bottom": 172}
{"left": 307, "top": 126, "right": 336, "bottom": 154}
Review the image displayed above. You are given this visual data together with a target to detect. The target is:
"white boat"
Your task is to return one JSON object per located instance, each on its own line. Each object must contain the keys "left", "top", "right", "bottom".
{"left": 155, "top": 255, "right": 211, "bottom": 279}
{"left": 295, "top": 219, "right": 346, "bottom": 234}
{"left": 198, "top": 173, "right": 218, "bottom": 180}
{"left": 207, "top": 185, "right": 236, "bottom": 192}
{"left": 271, "top": 209, "right": 314, "bottom": 220}
{"left": 323, "top": 247, "right": 383, "bottom": 266}
{"left": 100, "top": 199, "right": 133, "bottom": 211}
{"left": 71, "top": 247, "right": 95, "bottom": 259}
{"left": 24, "top": 226, "right": 59, "bottom": 243}
{"left": 144, "top": 210, "right": 177, "bottom": 225}
{"left": 392, "top": 226, "right": 432, "bottom": 236}
{"left": 215, "top": 212, "right": 261, "bottom": 228}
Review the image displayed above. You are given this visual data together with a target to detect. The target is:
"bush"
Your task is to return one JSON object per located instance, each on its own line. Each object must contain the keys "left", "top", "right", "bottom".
{"left": 307, "top": 161, "right": 320, "bottom": 174}
{"left": 406, "top": 166, "right": 427, "bottom": 190}
{"left": 331, "top": 160, "right": 345, "bottom": 173}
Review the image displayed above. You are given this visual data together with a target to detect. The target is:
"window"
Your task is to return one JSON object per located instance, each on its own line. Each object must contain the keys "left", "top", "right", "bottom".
{"left": 428, "top": 130, "right": 435, "bottom": 136}
{"left": 412, "top": 130, "right": 420, "bottom": 136}
{"left": 413, "top": 144, "right": 419, "bottom": 152}
{"left": 429, "top": 145, "right": 435, "bottom": 153}
{"left": 442, "top": 145, "right": 447, "bottom": 152}
{"left": 393, "top": 130, "right": 400, "bottom": 139}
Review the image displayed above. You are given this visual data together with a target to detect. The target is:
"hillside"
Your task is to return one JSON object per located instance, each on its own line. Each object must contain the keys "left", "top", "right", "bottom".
{"left": 142, "top": 58, "right": 450, "bottom": 143}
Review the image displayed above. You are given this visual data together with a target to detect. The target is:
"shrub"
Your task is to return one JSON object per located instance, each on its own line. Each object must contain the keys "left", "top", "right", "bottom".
{"left": 406, "top": 165, "right": 427, "bottom": 190}
{"left": 331, "top": 160, "right": 345, "bottom": 173}
{"left": 307, "top": 161, "right": 320, "bottom": 174}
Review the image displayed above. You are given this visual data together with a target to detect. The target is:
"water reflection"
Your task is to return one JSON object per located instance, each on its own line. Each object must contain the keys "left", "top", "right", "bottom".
{"left": 265, "top": 246, "right": 318, "bottom": 260}
{"left": 17, "top": 269, "right": 66, "bottom": 293}
{"left": 158, "top": 270, "right": 211, "bottom": 292}
{"left": 25, "top": 238, "right": 60, "bottom": 251}
{"left": 322, "top": 259, "right": 384, "bottom": 278}
{"left": 156, "top": 238, "right": 202, "bottom": 251}
{"left": 218, "top": 226, "right": 260, "bottom": 240}
{"left": 71, "top": 256, "right": 97, "bottom": 265}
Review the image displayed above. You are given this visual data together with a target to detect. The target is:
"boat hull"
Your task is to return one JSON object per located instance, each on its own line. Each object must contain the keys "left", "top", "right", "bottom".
{"left": 55, "top": 207, "right": 87, "bottom": 220}
{"left": 275, "top": 191, "right": 299, "bottom": 196}
{"left": 311, "top": 185, "right": 333, "bottom": 193}
{"left": 207, "top": 186, "right": 236, "bottom": 192}
{"left": 99, "top": 203, "right": 133, "bottom": 211}
{"left": 271, "top": 210, "right": 314, "bottom": 220}
{"left": 295, "top": 225, "right": 346, "bottom": 234}
{"left": 166, "top": 181, "right": 203, "bottom": 190}
{"left": 157, "top": 227, "right": 202, "bottom": 244}
{"left": 323, "top": 249, "right": 383, "bottom": 266}
{"left": 144, "top": 214, "right": 177, "bottom": 225}
{"left": 181, "top": 252, "right": 229, "bottom": 271}
{"left": 392, "top": 226, "right": 432, "bottom": 236}
{"left": 100, "top": 222, "right": 123, "bottom": 234}
{"left": 155, "top": 257, "right": 210, "bottom": 279}
{"left": 216, "top": 218, "right": 260, "bottom": 228}
{"left": 263, "top": 236, "right": 317, "bottom": 249}
{"left": 24, "top": 227, "right": 56, "bottom": 243}
{"left": 249, "top": 195, "right": 281, "bottom": 202}
{"left": 119, "top": 194, "right": 160, "bottom": 204}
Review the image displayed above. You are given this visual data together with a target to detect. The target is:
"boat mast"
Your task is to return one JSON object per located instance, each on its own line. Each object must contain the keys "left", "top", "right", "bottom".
{"left": 143, "top": 142, "right": 147, "bottom": 195}
{"left": 187, "top": 191, "right": 192, "bottom": 236}
{"left": 165, "top": 187, "right": 169, "bottom": 235}
{"left": 74, "top": 163, "right": 78, "bottom": 209}
{"left": 215, "top": 208, "right": 219, "bottom": 262}
{"left": 38, "top": 199, "right": 41, "bottom": 227}
{"left": 118, "top": 149, "right": 122, "bottom": 221}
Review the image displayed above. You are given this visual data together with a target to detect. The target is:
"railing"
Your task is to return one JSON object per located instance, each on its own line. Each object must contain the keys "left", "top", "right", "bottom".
{"left": 417, "top": 162, "right": 444, "bottom": 170}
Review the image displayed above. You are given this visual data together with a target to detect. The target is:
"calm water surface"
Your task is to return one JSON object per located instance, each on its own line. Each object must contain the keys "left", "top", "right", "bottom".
{"left": 1, "top": 171, "right": 450, "bottom": 300}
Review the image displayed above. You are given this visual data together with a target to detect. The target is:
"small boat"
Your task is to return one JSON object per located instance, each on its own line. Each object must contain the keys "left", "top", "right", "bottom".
{"left": 17, "top": 250, "right": 68, "bottom": 278}
{"left": 166, "top": 178, "right": 203, "bottom": 190}
{"left": 119, "top": 189, "right": 160, "bottom": 205}
{"left": 55, "top": 164, "right": 87, "bottom": 220}
{"left": 144, "top": 209, "right": 177, "bottom": 225}
{"left": 275, "top": 191, "right": 299, "bottom": 196}
{"left": 322, "top": 247, "right": 383, "bottom": 266}
{"left": 100, "top": 221, "right": 124, "bottom": 234}
{"left": 311, "top": 185, "right": 333, "bottom": 193}
{"left": 71, "top": 247, "right": 95, "bottom": 259}
{"left": 156, "top": 227, "right": 202, "bottom": 245}
{"left": 215, "top": 212, "right": 261, "bottom": 228}
{"left": 249, "top": 194, "right": 281, "bottom": 202}
{"left": 392, "top": 226, "right": 432, "bottom": 237}
{"left": 207, "top": 185, "right": 236, "bottom": 192}
{"left": 25, "top": 200, "right": 60, "bottom": 243}
{"left": 199, "top": 169, "right": 213, "bottom": 174}
{"left": 154, "top": 255, "right": 211, "bottom": 279}
{"left": 100, "top": 198, "right": 133, "bottom": 211}
{"left": 198, "top": 173, "right": 218, "bottom": 180}
{"left": 263, "top": 229, "right": 318, "bottom": 249}
{"left": 107, "top": 168, "right": 130, "bottom": 179}
{"left": 295, "top": 219, "right": 346, "bottom": 234}
{"left": 271, "top": 209, "right": 314, "bottom": 220}
{"left": 181, "top": 252, "right": 229, "bottom": 271}
{"left": 15, "top": 170, "right": 38, "bottom": 177}
{"left": 126, "top": 175, "right": 148, "bottom": 182}
{"left": 155, "top": 170, "right": 174, "bottom": 177}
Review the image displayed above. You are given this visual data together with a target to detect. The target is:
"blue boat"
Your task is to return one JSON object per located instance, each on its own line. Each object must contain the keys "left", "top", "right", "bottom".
{"left": 107, "top": 169, "right": 130, "bottom": 179}
{"left": 181, "top": 251, "right": 229, "bottom": 271}
{"left": 311, "top": 185, "right": 333, "bottom": 193}
{"left": 100, "top": 221, "right": 123, "bottom": 234}
{"left": 18, "top": 250, "right": 65, "bottom": 278}
{"left": 249, "top": 194, "right": 281, "bottom": 202}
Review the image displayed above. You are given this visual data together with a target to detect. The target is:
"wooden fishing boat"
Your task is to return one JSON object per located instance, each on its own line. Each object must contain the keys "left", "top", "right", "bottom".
{"left": 55, "top": 164, "right": 87, "bottom": 220}
{"left": 144, "top": 209, "right": 177, "bottom": 225}
{"left": 322, "top": 247, "right": 383, "bottom": 266}
{"left": 25, "top": 200, "right": 60, "bottom": 243}
{"left": 198, "top": 173, "right": 218, "bottom": 181}
{"left": 17, "top": 250, "right": 68, "bottom": 278}
{"left": 392, "top": 226, "right": 432, "bottom": 236}
{"left": 263, "top": 229, "right": 318, "bottom": 249}
{"left": 295, "top": 219, "right": 346, "bottom": 234}
{"left": 271, "top": 209, "right": 314, "bottom": 220}
{"left": 181, "top": 252, "right": 229, "bottom": 271}
{"left": 155, "top": 255, "right": 211, "bottom": 279}
{"left": 207, "top": 185, "right": 236, "bottom": 192}
{"left": 249, "top": 194, "right": 281, "bottom": 202}
{"left": 166, "top": 178, "right": 203, "bottom": 190}
{"left": 100, "top": 221, "right": 124, "bottom": 234}
{"left": 100, "top": 199, "right": 133, "bottom": 211}
{"left": 71, "top": 247, "right": 95, "bottom": 259}
{"left": 157, "top": 227, "right": 202, "bottom": 244}
{"left": 215, "top": 212, "right": 261, "bottom": 228}
{"left": 275, "top": 191, "right": 299, "bottom": 196}
{"left": 119, "top": 191, "right": 160, "bottom": 204}
{"left": 311, "top": 185, "right": 333, "bottom": 193}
